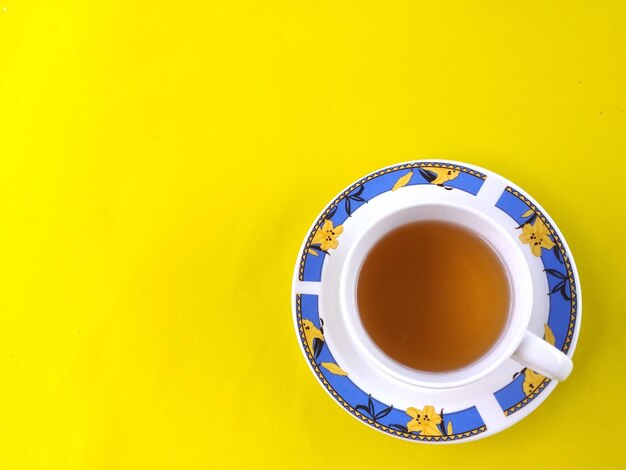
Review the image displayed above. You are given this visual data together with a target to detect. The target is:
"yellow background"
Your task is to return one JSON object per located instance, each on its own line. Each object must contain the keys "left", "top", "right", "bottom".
{"left": 1, "top": 1, "right": 625, "bottom": 468}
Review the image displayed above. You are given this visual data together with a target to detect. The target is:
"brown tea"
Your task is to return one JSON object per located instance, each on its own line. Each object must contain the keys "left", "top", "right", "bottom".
{"left": 356, "top": 220, "right": 510, "bottom": 372}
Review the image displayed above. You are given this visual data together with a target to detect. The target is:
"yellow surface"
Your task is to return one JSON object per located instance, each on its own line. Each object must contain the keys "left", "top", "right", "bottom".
{"left": 1, "top": 1, "right": 625, "bottom": 468}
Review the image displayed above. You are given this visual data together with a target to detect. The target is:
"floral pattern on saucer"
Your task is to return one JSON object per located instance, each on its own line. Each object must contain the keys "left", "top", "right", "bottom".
{"left": 296, "top": 293, "right": 488, "bottom": 441}
{"left": 494, "top": 187, "right": 578, "bottom": 416}
{"left": 299, "top": 162, "right": 486, "bottom": 282}
{"left": 294, "top": 161, "right": 580, "bottom": 439}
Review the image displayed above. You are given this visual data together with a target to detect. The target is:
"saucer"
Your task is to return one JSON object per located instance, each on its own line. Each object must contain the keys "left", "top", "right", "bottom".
{"left": 291, "top": 160, "right": 581, "bottom": 443}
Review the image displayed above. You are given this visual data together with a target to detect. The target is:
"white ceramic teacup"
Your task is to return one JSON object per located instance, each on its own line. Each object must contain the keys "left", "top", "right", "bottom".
{"left": 339, "top": 196, "right": 573, "bottom": 389}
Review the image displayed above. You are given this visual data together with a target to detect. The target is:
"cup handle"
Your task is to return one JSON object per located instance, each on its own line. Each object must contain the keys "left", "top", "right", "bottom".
{"left": 511, "top": 331, "right": 573, "bottom": 382}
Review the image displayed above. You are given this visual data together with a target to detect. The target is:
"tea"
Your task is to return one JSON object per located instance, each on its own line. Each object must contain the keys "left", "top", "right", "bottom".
{"left": 356, "top": 220, "right": 510, "bottom": 372}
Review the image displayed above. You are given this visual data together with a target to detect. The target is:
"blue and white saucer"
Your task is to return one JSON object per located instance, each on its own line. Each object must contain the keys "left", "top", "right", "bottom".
{"left": 291, "top": 160, "right": 581, "bottom": 443}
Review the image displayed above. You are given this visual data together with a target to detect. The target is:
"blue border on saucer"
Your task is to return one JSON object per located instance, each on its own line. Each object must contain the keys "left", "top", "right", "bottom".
{"left": 300, "top": 162, "right": 487, "bottom": 282}
{"left": 493, "top": 187, "right": 578, "bottom": 416}
{"left": 297, "top": 294, "right": 487, "bottom": 441}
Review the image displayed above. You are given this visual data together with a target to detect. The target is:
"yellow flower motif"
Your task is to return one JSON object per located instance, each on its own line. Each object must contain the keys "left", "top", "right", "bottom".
{"left": 427, "top": 167, "right": 460, "bottom": 185}
{"left": 302, "top": 319, "right": 324, "bottom": 355}
{"left": 320, "top": 362, "right": 348, "bottom": 376}
{"left": 312, "top": 219, "right": 343, "bottom": 251}
{"left": 523, "top": 368, "right": 546, "bottom": 396}
{"left": 406, "top": 406, "right": 443, "bottom": 436}
{"left": 519, "top": 219, "right": 555, "bottom": 256}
